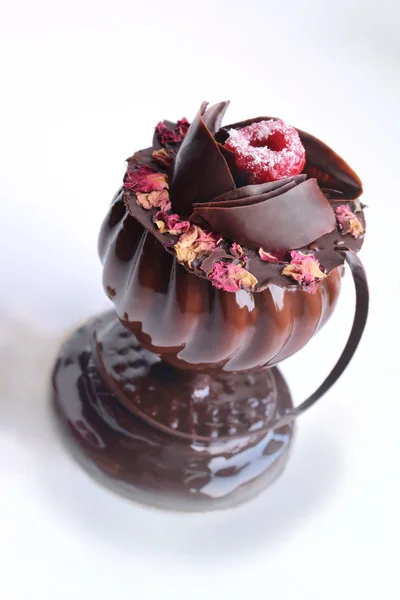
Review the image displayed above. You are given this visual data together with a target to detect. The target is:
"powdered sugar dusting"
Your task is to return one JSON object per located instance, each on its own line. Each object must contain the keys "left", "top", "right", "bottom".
{"left": 225, "top": 120, "right": 305, "bottom": 183}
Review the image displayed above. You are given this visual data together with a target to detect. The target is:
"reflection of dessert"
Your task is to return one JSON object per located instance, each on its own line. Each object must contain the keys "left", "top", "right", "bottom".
{"left": 52, "top": 101, "right": 368, "bottom": 511}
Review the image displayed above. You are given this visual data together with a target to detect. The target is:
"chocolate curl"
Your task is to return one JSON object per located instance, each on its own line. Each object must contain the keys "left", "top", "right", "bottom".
{"left": 192, "top": 178, "right": 336, "bottom": 251}
{"left": 170, "top": 102, "right": 235, "bottom": 215}
{"left": 216, "top": 117, "right": 363, "bottom": 199}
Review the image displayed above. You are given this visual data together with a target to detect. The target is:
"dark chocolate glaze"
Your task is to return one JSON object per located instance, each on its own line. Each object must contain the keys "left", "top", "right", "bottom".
{"left": 52, "top": 312, "right": 294, "bottom": 511}
{"left": 99, "top": 193, "right": 343, "bottom": 371}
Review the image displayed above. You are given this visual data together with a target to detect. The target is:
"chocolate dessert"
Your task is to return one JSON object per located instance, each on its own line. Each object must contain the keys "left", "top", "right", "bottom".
{"left": 51, "top": 101, "right": 369, "bottom": 511}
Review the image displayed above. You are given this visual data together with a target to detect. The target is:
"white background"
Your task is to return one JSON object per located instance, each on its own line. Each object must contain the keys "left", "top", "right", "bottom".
{"left": 1, "top": 1, "right": 400, "bottom": 598}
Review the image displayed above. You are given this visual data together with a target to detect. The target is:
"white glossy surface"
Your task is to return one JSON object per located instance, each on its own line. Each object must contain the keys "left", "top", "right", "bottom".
{"left": 1, "top": 1, "right": 399, "bottom": 598}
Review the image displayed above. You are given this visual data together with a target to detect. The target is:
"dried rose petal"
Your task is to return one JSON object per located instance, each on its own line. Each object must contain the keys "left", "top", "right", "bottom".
{"left": 176, "top": 117, "right": 190, "bottom": 138}
{"left": 124, "top": 166, "right": 168, "bottom": 193}
{"left": 348, "top": 217, "right": 364, "bottom": 238}
{"left": 229, "top": 243, "right": 249, "bottom": 261}
{"left": 124, "top": 165, "right": 171, "bottom": 211}
{"left": 152, "top": 148, "right": 174, "bottom": 168}
{"left": 335, "top": 204, "right": 364, "bottom": 238}
{"left": 154, "top": 211, "right": 191, "bottom": 235}
{"left": 156, "top": 118, "right": 190, "bottom": 145}
{"left": 136, "top": 189, "right": 171, "bottom": 211}
{"left": 209, "top": 261, "right": 258, "bottom": 292}
{"left": 259, "top": 248, "right": 279, "bottom": 263}
{"left": 258, "top": 248, "right": 289, "bottom": 263}
{"left": 281, "top": 251, "right": 326, "bottom": 293}
{"left": 174, "top": 225, "right": 220, "bottom": 267}
{"left": 230, "top": 242, "right": 244, "bottom": 257}
{"left": 197, "top": 229, "right": 222, "bottom": 248}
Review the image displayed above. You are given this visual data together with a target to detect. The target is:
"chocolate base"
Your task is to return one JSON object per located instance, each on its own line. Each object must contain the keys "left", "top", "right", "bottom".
{"left": 51, "top": 312, "right": 295, "bottom": 511}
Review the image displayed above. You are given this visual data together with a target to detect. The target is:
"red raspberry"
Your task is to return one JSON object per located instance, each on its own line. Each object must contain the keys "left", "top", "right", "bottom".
{"left": 225, "top": 120, "right": 306, "bottom": 183}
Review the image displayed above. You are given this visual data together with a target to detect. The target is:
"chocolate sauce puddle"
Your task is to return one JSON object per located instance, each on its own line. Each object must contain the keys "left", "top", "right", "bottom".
{"left": 52, "top": 313, "right": 295, "bottom": 511}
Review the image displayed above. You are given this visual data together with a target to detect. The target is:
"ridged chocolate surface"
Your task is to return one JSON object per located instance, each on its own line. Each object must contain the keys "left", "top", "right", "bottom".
{"left": 192, "top": 178, "right": 337, "bottom": 251}
{"left": 99, "top": 192, "right": 342, "bottom": 372}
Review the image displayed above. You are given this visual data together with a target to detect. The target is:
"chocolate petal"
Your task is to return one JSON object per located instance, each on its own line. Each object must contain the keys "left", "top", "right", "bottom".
{"left": 202, "top": 101, "right": 230, "bottom": 133}
{"left": 192, "top": 179, "right": 336, "bottom": 251}
{"left": 201, "top": 175, "right": 307, "bottom": 207}
{"left": 217, "top": 143, "right": 255, "bottom": 187}
{"left": 297, "top": 128, "right": 363, "bottom": 199}
{"left": 192, "top": 180, "right": 300, "bottom": 212}
{"left": 170, "top": 102, "right": 235, "bottom": 215}
{"left": 216, "top": 117, "right": 363, "bottom": 199}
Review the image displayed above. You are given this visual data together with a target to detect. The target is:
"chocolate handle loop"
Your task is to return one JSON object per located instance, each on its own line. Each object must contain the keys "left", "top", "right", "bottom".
{"left": 269, "top": 248, "right": 369, "bottom": 431}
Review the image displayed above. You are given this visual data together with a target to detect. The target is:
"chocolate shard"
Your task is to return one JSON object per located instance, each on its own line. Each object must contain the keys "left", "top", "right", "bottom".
{"left": 191, "top": 178, "right": 336, "bottom": 251}
{"left": 216, "top": 117, "right": 363, "bottom": 199}
{"left": 170, "top": 102, "right": 235, "bottom": 216}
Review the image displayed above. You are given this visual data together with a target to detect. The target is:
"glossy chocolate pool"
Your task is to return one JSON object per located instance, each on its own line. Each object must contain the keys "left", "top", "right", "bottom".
{"left": 52, "top": 312, "right": 295, "bottom": 511}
